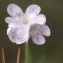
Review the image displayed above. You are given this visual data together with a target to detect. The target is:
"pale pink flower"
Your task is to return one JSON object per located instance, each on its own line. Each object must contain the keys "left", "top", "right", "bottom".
{"left": 5, "top": 3, "right": 49, "bottom": 45}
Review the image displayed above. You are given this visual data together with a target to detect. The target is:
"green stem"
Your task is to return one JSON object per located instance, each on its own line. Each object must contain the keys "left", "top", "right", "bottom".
{"left": 25, "top": 43, "right": 29, "bottom": 63}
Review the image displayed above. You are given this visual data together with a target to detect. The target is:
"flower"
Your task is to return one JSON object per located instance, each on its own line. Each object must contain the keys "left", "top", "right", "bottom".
{"left": 5, "top": 3, "right": 49, "bottom": 45}
{"left": 29, "top": 24, "right": 50, "bottom": 45}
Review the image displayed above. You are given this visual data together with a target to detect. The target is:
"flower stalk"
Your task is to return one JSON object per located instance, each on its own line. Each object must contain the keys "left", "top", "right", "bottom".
{"left": 25, "top": 43, "right": 29, "bottom": 63}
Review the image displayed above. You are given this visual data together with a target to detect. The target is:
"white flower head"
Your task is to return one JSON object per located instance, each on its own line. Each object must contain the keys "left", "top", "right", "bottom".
{"left": 5, "top": 3, "right": 50, "bottom": 45}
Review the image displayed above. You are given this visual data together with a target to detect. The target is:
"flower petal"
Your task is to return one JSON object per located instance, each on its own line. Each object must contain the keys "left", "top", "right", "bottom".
{"left": 5, "top": 17, "right": 17, "bottom": 23}
{"left": 7, "top": 3, "right": 23, "bottom": 17}
{"left": 7, "top": 27, "right": 28, "bottom": 44}
{"left": 25, "top": 4, "right": 41, "bottom": 19}
{"left": 7, "top": 28, "right": 17, "bottom": 43}
{"left": 30, "top": 14, "right": 46, "bottom": 25}
{"left": 16, "top": 27, "right": 29, "bottom": 42}
{"left": 41, "top": 25, "right": 51, "bottom": 36}
{"left": 32, "top": 34, "right": 45, "bottom": 45}
{"left": 7, "top": 27, "right": 11, "bottom": 35}
{"left": 8, "top": 23, "right": 20, "bottom": 28}
{"left": 30, "top": 24, "right": 50, "bottom": 36}
{"left": 15, "top": 34, "right": 26, "bottom": 44}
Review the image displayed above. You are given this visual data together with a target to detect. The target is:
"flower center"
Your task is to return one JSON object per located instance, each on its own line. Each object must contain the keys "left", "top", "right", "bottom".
{"left": 22, "top": 17, "right": 28, "bottom": 24}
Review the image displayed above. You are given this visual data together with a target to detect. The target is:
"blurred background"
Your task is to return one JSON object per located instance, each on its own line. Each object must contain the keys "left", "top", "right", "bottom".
{"left": 0, "top": 0, "right": 63, "bottom": 63}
